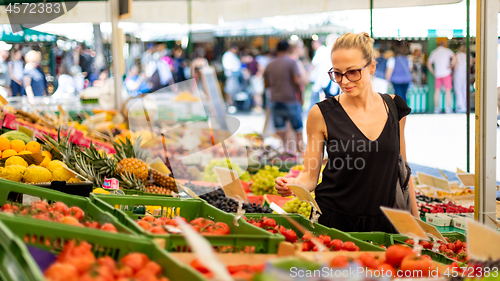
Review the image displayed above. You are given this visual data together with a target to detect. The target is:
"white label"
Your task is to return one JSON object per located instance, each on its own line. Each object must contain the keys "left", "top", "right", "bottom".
{"left": 22, "top": 194, "right": 41, "bottom": 205}
{"left": 270, "top": 202, "right": 287, "bottom": 214}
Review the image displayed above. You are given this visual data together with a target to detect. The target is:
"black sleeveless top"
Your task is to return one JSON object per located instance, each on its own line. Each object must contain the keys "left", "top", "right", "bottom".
{"left": 315, "top": 94, "right": 411, "bottom": 233}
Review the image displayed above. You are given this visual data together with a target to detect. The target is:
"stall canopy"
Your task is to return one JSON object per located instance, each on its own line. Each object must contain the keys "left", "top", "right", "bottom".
{"left": 0, "top": 0, "right": 462, "bottom": 24}
{"left": 0, "top": 25, "right": 57, "bottom": 42}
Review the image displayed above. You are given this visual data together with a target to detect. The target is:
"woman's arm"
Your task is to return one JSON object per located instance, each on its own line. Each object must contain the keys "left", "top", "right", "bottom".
{"left": 23, "top": 75, "right": 34, "bottom": 99}
{"left": 275, "top": 105, "right": 326, "bottom": 195}
{"left": 399, "top": 116, "right": 419, "bottom": 217}
{"left": 8, "top": 64, "right": 19, "bottom": 85}
{"left": 385, "top": 66, "right": 394, "bottom": 82}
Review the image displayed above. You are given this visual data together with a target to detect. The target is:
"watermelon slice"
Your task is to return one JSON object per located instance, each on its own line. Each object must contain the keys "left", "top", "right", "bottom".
{"left": 263, "top": 194, "right": 293, "bottom": 208}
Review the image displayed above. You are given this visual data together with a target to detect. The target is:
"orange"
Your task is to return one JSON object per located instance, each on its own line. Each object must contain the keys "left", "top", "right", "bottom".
{"left": 0, "top": 137, "right": 10, "bottom": 151}
{"left": 41, "top": 151, "right": 52, "bottom": 160}
{"left": 10, "top": 140, "right": 25, "bottom": 153}
{"left": 18, "top": 151, "right": 32, "bottom": 155}
{"left": 26, "top": 141, "right": 41, "bottom": 154}
{"left": 2, "top": 149, "right": 17, "bottom": 158}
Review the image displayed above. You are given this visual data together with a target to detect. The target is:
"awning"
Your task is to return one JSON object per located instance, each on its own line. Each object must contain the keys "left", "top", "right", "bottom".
{"left": 0, "top": 25, "right": 57, "bottom": 42}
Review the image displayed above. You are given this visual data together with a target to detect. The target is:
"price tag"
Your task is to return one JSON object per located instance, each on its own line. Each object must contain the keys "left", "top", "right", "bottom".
{"left": 457, "top": 167, "right": 466, "bottom": 174}
{"left": 176, "top": 217, "right": 232, "bottom": 281}
{"left": 414, "top": 218, "right": 446, "bottom": 241}
{"left": 416, "top": 172, "right": 451, "bottom": 192}
{"left": 466, "top": 218, "right": 500, "bottom": 261}
{"left": 270, "top": 202, "right": 287, "bottom": 214}
{"left": 178, "top": 184, "right": 200, "bottom": 199}
{"left": 148, "top": 158, "right": 171, "bottom": 175}
{"left": 286, "top": 184, "right": 322, "bottom": 214}
{"left": 22, "top": 194, "right": 41, "bottom": 205}
{"left": 18, "top": 152, "right": 44, "bottom": 166}
{"left": 213, "top": 166, "right": 248, "bottom": 202}
{"left": 18, "top": 125, "right": 34, "bottom": 141}
{"left": 437, "top": 168, "right": 449, "bottom": 181}
{"left": 457, "top": 173, "right": 475, "bottom": 187}
{"left": 381, "top": 207, "right": 428, "bottom": 240}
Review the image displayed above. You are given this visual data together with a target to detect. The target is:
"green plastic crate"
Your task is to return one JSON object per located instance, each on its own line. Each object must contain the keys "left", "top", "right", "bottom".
{"left": 90, "top": 193, "right": 283, "bottom": 253}
{"left": 246, "top": 214, "right": 385, "bottom": 252}
{"left": 440, "top": 232, "right": 467, "bottom": 242}
{"left": 0, "top": 179, "right": 135, "bottom": 235}
{"left": 0, "top": 219, "right": 44, "bottom": 281}
{"left": 0, "top": 213, "right": 206, "bottom": 281}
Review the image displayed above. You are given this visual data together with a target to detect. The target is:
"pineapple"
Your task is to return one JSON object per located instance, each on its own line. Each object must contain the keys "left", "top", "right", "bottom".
{"left": 119, "top": 171, "right": 146, "bottom": 191}
{"left": 145, "top": 184, "right": 173, "bottom": 195}
{"left": 150, "top": 169, "right": 177, "bottom": 192}
{"left": 113, "top": 137, "right": 149, "bottom": 182}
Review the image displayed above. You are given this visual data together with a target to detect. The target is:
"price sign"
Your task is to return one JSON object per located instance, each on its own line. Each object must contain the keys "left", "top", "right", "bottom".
{"left": 213, "top": 166, "right": 248, "bottom": 202}
{"left": 148, "top": 157, "right": 171, "bottom": 175}
{"left": 18, "top": 125, "right": 34, "bottom": 141}
{"left": 466, "top": 219, "right": 500, "bottom": 261}
{"left": 414, "top": 218, "right": 446, "bottom": 241}
{"left": 287, "top": 184, "right": 321, "bottom": 214}
{"left": 381, "top": 207, "right": 428, "bottom": 240}
{"left": 457, "top": 173, "right": 475, "bottom": 187}
{"left": 270, "top": 202, "right": 287, "bottom": 214}
{"left": 417, "top": 172, "right": 451, "bottom": 192}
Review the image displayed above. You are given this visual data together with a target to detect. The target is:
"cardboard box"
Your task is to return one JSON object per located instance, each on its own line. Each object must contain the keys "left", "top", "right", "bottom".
{"left": 425, "top": 213, "right": 452, "bottom": 227}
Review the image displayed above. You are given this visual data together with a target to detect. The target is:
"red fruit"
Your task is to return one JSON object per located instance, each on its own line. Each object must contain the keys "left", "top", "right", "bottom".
{"left": 252, "top": 222, "right": 263, "bottom": 228}
{"left": 400, "top": 254, "right": 434, "bottom": 277}
{"left": 120, "top": 253, "right": 149, "bottom": 274}
{"left": 439, "top": 245, "right": 447, "bottom": 252}
{"left": 141, "top": 216, "right": 155, "bottom": 222}
{"left": 329, "top": 239, "right": 343, "bottom": 251}
{"left": 283, "top": 229, "right": 298, "bottom": 243}
{"left": 341, "top": 241, "right": 357, "bottom": 252}
{"left": 405, "top": 239, "right": 415, "bottom": 245}
{"left": 330, "top": 256, "right": 350, "bottom": 268}
{"left": 319, "top": 235, "right": 331, "bottom": 246}
{"left": 66, "top": 207, "right": 84, "bottom": 220}
{"left": 380, "top": 245, "right": 387, "bottom": 250}
{"left": 51, "top": 202, "right": 69, "bottom": 213}
{"left": 214, "top": 222, "right": 230, "bottom": 235}
{"left": 190, "top": 259, "right": 210, "bottom": 274}
{"left": 262, "top": 218, "right": 277, "bottom": 228}
{"left": 150, "top": 226, "right": 167, "bottom": 234}
{"left": 377, "top": 264, "right": 396, "bottom": 277}
{"left": 276, "top": 225, "right": 287, "bottom": 235}
{"left": 422, "top": 255, "right": 432, "bottom": 260}
{"left": 302, "top": 241, "right": 312, "bottom": 251}
{"left": 447, "top": 243, "right": 456, "bottom": 252}
{"left": 454, "top": 240, "right": 463, "bottom": 251}
{"left": 85, "top": 221, "right": 101, "bottom": 229}
{"left": 419, "top": 241, "right": 430, "bottom": 249}
{"left": 359, "top": 253, "right": 382, "bottom": 269}
{"left": 100, "top": 223, "right": 117, "bottom": 233}
{"left": 1, "top": 204, "right": 12, "bottom": 211}
{"left": 385, "top": 245, "right": 414, "bottom": 268}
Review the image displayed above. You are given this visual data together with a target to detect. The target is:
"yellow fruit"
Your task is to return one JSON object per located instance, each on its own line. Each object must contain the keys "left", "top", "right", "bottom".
{"left": 22, "top": 166, "right": 52, "bottom": 183}
{"left": 40, "top": 157, "right": 51, "bottom": 168}
{"left": 52, "top": 167, "right": 75, "bottom": 181}
{"left": 0, "top": 165, "right": 26, "bottom": 182}
{"left": 46, "top": 160, "right": 67, "bottom": 173}
{"left": 26, "top": 141, "right": 41, "bottom": 154}
{"left": 2, "top": 149, "right": 17, "bottom": 158}
{"left": 0, "top": 136, "right": 10, "bottom": 151}
{"left": 18, "top": 151, "right": 32, "bottom": 155}
{"left": 67, "top": 177, "right": 82, "bottom": 183}
{"left": 118, "top": 158, "right": 149, "bottom": 181}
{"left": 5, "top": 156, "right": 28, "bottom": 168}
{"left": 41, "top": 151, "right": 52, "bottom": 160}
{"left": 10, "top": 139, "right": 25, "bottom": 153}
{"left": 92, "top": 188, "right": 110, "bottom": 194}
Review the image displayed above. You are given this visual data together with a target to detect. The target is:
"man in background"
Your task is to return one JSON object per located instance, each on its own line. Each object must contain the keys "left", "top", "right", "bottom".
{"left": 222, "top": 44, "right": 242, "bottom": 107}
{"left": 427, "top": 41, "right": 457, "bottom": 113}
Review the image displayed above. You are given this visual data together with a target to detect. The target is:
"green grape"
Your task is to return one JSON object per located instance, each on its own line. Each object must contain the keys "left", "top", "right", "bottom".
{"left": 202, "top": 159, "right": 250, "bottom": 182}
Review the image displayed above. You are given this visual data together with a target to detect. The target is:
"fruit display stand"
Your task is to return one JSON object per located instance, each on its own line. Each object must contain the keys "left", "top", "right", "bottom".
{"left": 0, "top": 179, "right": 135, "bottom": 235}
{"left": 0, "top": 219, "right": 44, "bottom": 281}
{"left": 348, "top": 232, "right": 455, "bottom": 265}
{"left": 0, "top": 213, "right": 206, "bottom": 281}
{"left": 245, "top": 214, "right": 385, "bottom": 252}
{"left": 90, "top": 193, "right": 284, "bottom": 253}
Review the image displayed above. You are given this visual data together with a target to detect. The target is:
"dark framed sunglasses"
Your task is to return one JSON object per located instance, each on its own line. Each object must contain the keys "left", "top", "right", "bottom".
{"left": 328, "top": 61, "right": 371, "bottom": 83}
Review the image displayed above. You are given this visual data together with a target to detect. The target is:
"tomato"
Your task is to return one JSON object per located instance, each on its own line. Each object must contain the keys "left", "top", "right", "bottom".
{"left": 405, "top": 239, "right": 415, "bottom": 245}
{"left": 120, "top": 253, "right": 150, "bottom": 274}
{"left": 137, "top": 221, "right": 152, "bottom": 231}
{"left": 1, "top": 204, "right": 11, "bottom": 211}
{"left": 97, "top": 256, "right": 116, "bottom": 273}
{"left": 32, "top": 203, "right": 47, "bottom": 212}
{"left": 66, "top": 207, "right": 85, "bottom": 220}
{"left": 141, "top": 215, "right": 155, "bottom": 222}
{"left": 190, "top": 218, "right": 214, "bottom": 229}
{"left": 85, "top": 221, "right": 101, "bottom": 229}
{"left": 262, "top": 218, "right": 277, "bottom": 228}
{"left": 248, "top": 263, "right": 266, "bottom": 273}
{"left": 150, "top": 226, "right": 167, "bottom": 234}
{"left": 447, "top": 243, "right": 456, "bottom": 252}
{"left": 191, "top": 225, "right": 201, "bottom": 233}
{"left": 330, "top": 256, "right": 350, "bottom": 268}
{"left": 454, "top": 240, "right": 463, "bottom": 251}
{"left": 422, "top": 255, "right": 432, "bottom": 260}
{"left": 60, "top": 216, "right": 81, "bottom": 226}
{"left": 251, "top": 222, "right": 263, "bottom": 228}
{"left": 135, "top": 261, "right": 162, "bottom": 277}
{"left": 359, "top": 253, "right": 382, "bottom": 269}
{"left": 214, "top": 222, "right": 230, "bottom": 235}
{"left": 266, "top": 229, "right": 278, "bottom": 234}
{"left": 380, "top": 245, "right": 387, "bottom": 250}
{"left": 400, "top": 254, "right": 435, "bottom": 277}
{"left": 44, "top": 262, "right": 79, "bottom": 281}
{"left": 100, "top": 223, "right": 118, "bottom": 233}
{"left": 438, "top": 245, "right": 447, "bottom": 252}
{"left": 115, "top": 265, "right": 134, "bottom": 278}
{"left": 319, "top": 235, "right": 331, "bottom": 246}
{"left": 302, "top": 241, "right": 312, "bottom": 251}
{"left": 385, "top": 245, "right": 414, "bottom": 268}
{"left": 227, "top": 265, "right": 249, "bottom": 274}
{"left": 377, "top": 263, "right": 397, "bottom": 277}
{"left": 341, "top": 241, "right": 357, "bottom": 252}
{"left": 57, "top": 241, "right": 96, "bottom": 275}
{"left": 329, "top": 239, "right": 343, "bottom": 251}
{"left": 276, "top": 225, "right": 287, "bottom": 235}
{"left": 32, "top": 213, "right": 51, "bottom": 221}
{"left": 50, "top": 211, "right": 65, "bottom": 222}
{"left": 302, "top": 233, "right": 314, "bottom": 241}
{"left": 419, "top": 241, "right": 430, "bottom": 249}
{"left": 190, "top": 259, "right": 210, "bottom": 274}
{"left": 283, "top": 229, "right": 298, "bottom": 243}
{"left": 51, "top": 202, "right": 69, "bottom": 213}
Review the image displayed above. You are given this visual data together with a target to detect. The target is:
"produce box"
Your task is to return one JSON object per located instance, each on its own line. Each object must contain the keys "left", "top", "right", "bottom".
{"left": 0, "top": 213, "right": 205, "bottom": 281}
{"left": 31, "top": 180, "right": 93, "bottom": 197}
{"left": 246, "top": 214, "right": 385, "bottom": 252}
{"left": 349, "top": 232, "right": 455, "bottom": 265}
{"left": 0, "top": 178, "right": 135, "bottom": 235}
{"left": 425, "top": 213, "right": 452, "bottom": 227}
{"left": 0, "top": 219, "right": 44, "bottom": 281}
{"left": 90, "top": 193, "right": 283, "bottom": 253}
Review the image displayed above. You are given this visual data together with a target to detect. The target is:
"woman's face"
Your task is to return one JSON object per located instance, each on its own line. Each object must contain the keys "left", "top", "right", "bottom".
{"left": 331, "top": 48, "right": 375, "bottom": 97}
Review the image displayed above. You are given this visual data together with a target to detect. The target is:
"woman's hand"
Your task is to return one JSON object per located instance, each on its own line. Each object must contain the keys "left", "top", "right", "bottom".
{"left": 274, "top": 177, "right": 301, "bottom": 197}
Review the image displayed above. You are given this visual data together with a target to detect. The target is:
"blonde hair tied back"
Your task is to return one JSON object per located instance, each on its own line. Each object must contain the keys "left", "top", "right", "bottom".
{"left": 331, "top": 32, "right": 375, "bottom": 63}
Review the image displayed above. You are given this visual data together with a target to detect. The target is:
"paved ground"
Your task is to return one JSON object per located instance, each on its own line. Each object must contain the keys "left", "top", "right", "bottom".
{"left": 230, "top": 110, "right": 500, "bottom": 185}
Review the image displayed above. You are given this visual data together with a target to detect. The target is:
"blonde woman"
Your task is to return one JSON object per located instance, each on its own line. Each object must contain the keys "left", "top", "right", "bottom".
{"left": 274, "top": 33, "right": 417, "bottom": 232}
{"left": 23, "top": 50, "right": 46, "bottom": 98}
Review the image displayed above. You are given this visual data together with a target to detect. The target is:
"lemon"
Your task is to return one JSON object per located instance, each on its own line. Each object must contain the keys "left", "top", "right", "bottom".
{"left": 46, "top": 160, "right": 67, "bottom": 173}
{"left": 23, "top": 166, "right": 52, "bottom": 183}
{"left": 52, "top": 167, "right": 75, "bottom": 181}
{"left": 93, "top": 187, "right": 110, "bottom": 194}
{"left": 41, "top": 151, "right": 52, "bottom": 160}
{"left": 5, "top": 156, "right": 28, "bottom": 168}
{"left": 39, "top": 157, "right": 51, "bottom": 168}
{"left": 0, "top": 165, "right": 26, "bottom": 182}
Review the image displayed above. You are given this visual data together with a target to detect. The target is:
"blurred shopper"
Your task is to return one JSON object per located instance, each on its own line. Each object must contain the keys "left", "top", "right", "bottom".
{"left": 222, "top": 44, "right": 243, "bottom": 106}
{"left": 24, "top": 50, "right": 46, "bottom": 99}
{"left": 453, "top": 45, "right": 467, "bottom": 113}
{"left": 409, "top": 48, "right": 424, "bottom": 86}
{"left": 8, "top": 49, "right": 24, "bottom": 96}
{"left": 172, "top": 48, "right": 187, "bottom": 83}
{"left": 79, "top": 46, "right": 95, "bottom": 82}
{"left": 427, "top": 41, "right": 456, "bottom": 113}
{"left": 52, "top": 64, "right": 76, "bottom": 98}
{"left": 0, "top": 47, "right": 10, "bottom": 98}
{"left": 373, "top": 46, "right": 388, "bottom": 93}
{"left": 263, "top": 41, "right": 303, "bottom": 152}
{"left": 146, "top": 51, "right": 173, "bottom": 92}
{"left": 289, "top": 39, "right": 309, "bottom": 88}
{"left": 141, "top": 43, "right": 156, "bottom": 71}
{"left": 190, "top": 49, "right": 208, "bottom": 81}
{"left": 125, "top": 65, "right": 151, "bottom": 97}
{"left": 386, "top": 47, "right": 412, "bottom": 103}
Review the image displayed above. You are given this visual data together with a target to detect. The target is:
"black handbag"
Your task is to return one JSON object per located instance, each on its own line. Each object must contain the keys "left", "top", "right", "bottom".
{"left": 381, "top": 94, "right": 412, "bottom": 212}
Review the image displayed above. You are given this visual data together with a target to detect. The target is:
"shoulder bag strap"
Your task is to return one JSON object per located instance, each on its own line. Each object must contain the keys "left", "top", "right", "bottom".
{"left": 381, "top": 93, "right": 400, "bottom": 144}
